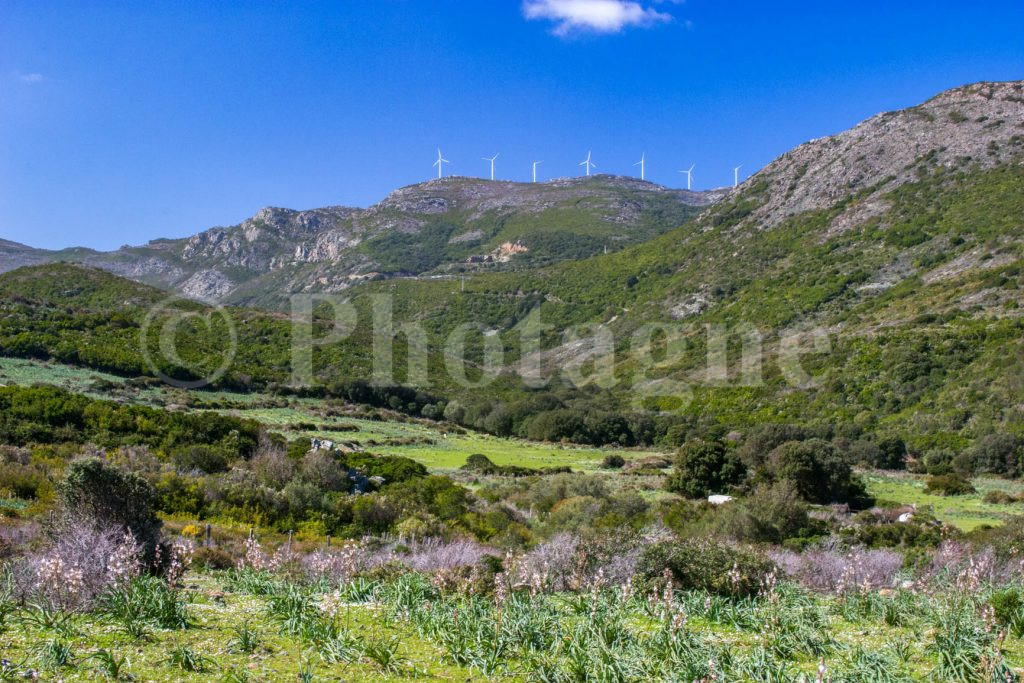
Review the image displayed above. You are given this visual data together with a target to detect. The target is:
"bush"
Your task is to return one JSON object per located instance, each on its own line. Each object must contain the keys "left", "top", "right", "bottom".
{"left": 57, "top": 457, "right": 162, "bottom": 556}
{"left": 924, "top": 474, "right": 976, "bottom": 496}
{"left": 983, "top": 490, "right": 1020, "bottom": 505}
{"left": 172, "top": 445, "right": 230, "bottom": 474}
{"left": 919, "top": 448, "right": 955, "bottom": 475}
{"left": 875, "top": 436, "right": 908, "bottom": 470}
{"left": 766, "top": 439, "right": 871, "bottom": 506}
{"left": 600, "top": 454, "right": 626, "bottom": 469}
{"left": 665, "top": 440, "right": 744, "bottom": 499}
{"left": 636, "top": 538, "right": 774, "bottom": 597}
{"left": 989, "top": 588, "right": 1024, "bottom": 638}
{"left": 192, "top": 546, "right": 235, "bottom": 570}
{"left": 967, "top": 433, "right": 1023, "bottom": 477}
{"left": 702, "top": 481, "right": 813, "bottom": 544}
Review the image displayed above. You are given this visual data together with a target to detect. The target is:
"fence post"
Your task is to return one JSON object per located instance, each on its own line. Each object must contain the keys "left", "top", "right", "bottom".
{"left": 287, "top": 530, "right": 293, "bottom": 555}
{"left": 205, "top": 524, "right": 212, "bottom": 548}
{"left": 326, "top": 535, "right": 331, "bottom": 548}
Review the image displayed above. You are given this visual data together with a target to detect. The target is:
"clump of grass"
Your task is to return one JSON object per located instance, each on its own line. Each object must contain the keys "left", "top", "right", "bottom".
{"left": 89, "top": 648, "right": 130, "bottom": 680}
{"left": 165, "top": 644, "right": 213, "bottom": 673}
{"left": 220, "top": 667, "right": 251, "bottom": 682}
{"left": 228, "top": 621, "right": 261, "bottom": 654}
{"left": 36, "top": 638, "right": 74, "bottom": 670}
{"left": 103, "top": 575, "right": 190, "bottom": 634}
{"left": 362, "top": 634, "right": 411, "bottom": 675}
{"left": 18, "top": 601, "right": 76, "bottom": 636}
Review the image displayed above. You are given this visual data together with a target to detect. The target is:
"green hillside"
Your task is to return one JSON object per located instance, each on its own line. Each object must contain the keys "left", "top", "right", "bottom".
{"left": 1, "top": 81, "right": 1023, "bottom": 456}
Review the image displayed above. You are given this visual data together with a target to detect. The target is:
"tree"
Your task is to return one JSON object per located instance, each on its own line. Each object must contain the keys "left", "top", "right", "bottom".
{"left": 58, "top": 457, "right": 162, "bottom": 555}
{"left": 767, "top": 439, "right": 870, "bottom": 506}
{"left": 665, "top": 439, "right": 744, "bottom": 499}
{"left": 967, "top": 433, "right": 1023, "bottom": 477}
{"left": 875, "top": 436, "right": 908, "bottom": 470}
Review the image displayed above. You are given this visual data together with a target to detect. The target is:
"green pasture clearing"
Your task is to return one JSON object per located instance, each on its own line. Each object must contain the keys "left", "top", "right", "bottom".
{"left": 864, "top": 470, "right": 1024, "bottom": 530}
{"left": 229, "top": 405, "right": 663, "bottom": 472}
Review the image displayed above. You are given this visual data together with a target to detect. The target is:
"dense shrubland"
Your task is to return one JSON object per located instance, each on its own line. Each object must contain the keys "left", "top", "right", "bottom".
{"left": 5, "top": 383, "right": 1024, "bottom": 677}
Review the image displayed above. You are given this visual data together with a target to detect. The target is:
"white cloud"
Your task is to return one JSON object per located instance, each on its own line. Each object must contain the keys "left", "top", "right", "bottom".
{"left": 523, "top": 0, "right": 672, "bottom": 36}
{"left": 16, "top": 72, "right": 45, "bottom": 84}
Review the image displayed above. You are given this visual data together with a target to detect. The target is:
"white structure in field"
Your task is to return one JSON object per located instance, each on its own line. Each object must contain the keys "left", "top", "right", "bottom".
{"left": 482, "top": 153, "right": 499, "bottom": 180}
{"left": 433, "top": 148, "right": 449, "bottom": 179}
{"left": 708, "top": 494, "right": 733, "bottom": 505}
{"left": 634, "top": 152, "right": 646, "bottom": 180}
{"left": 579, "top": 150, "right": 595, "bottom": 176}
{"left": 733, "top": 164, "right": 742, "bottom": 187}
{"left": 532, "top": 160, "right": 542, "bottom": 183}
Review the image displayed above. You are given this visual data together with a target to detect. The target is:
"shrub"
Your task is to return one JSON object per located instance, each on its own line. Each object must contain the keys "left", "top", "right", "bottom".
{"left": 700, "top": 481, "right": 812, "bottom": 544}
{"left": 770, "top": 548, "right": 903, "bottom": 593}
{"left": 924, "top": 474, "right": 976, "bottom": 496}
{"left": 983, "top": 490, "right": 1019, "bottom": 505}
{"left": 665, "top": 440, "right": 744, "bottom": 499}
{"left": 636, "top": 538, "right": 774, "bottom": 597}
{"left": 875, "top": 436, "right": 908, "bottom": 470}
{"left": 600, "top": 454, "right": 626, "bottom": 469}
{"left": 766, "top": 439, "right": 871, "bottom": 506}
{"left": 919, "top": 448, "right": 955, "bottom": 475}
{"left": 0, "top": 461, "right": 52, "bottom": 500}
{"left": 967, "top": 433, "right": 1023, "bottom": 477}
{"left": 10, "top": 519, "right": 141, "bottom": 610}
{"left": 192, "top": 547, "right": 235, "bottom": 570}
{"left": 171, "top": 445, "right": 230, "bottom": 474}
{"left": 989, "top": 588, "right": 1024, "bottom": 638}
{"left": 57, "top": 458, "right": 162, "bottom": 556}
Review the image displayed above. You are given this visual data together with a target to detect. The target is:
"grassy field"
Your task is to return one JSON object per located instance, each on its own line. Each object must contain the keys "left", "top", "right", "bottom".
{"left": 2, "top": 567, "right": 1022, "bottom": 681}
{"left": 0, "top": 572, "right": 480, "bottom": 682}
{"left": 233, "top": 405, "right": 659, "bottom": 472}
{"left": 865, "top": 470, "right": 1024, "bottom": 530}
{"left": 5, "top": 355, "right": 1024, "bottom": 531}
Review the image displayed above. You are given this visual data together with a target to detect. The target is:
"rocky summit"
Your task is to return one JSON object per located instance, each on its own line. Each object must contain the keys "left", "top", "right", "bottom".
{"left": 0, "top": 175, "right": 723, "bottom": 305}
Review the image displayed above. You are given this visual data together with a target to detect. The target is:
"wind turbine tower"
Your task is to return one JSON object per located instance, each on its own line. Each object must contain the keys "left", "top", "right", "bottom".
{"left": 634, "top": 153, "right": 646, "bottom": 181}
{"left": 433, "top": 148, "right": 449, "bottom": 179}
{"left": 482, "top": 153, "right": 499, "bottom": 181}
{"left": 678, "top": 164, "right": 695, "bottom": 190}
{"left": 532, "top": 160, "right": 542, "bottom": 183}
{"left": 579, "top": 151, "right": 595, "bottom": 176}
{"left": 733, "top": 165, "right": 742, "bottom": 188}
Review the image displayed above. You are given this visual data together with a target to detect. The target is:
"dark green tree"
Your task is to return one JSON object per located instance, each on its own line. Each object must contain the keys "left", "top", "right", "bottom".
{"left": 665, "top": 439, "right": 745, "bottom": 499}
{"left": 58, "top": 457, "right": 162, "bottom": 554}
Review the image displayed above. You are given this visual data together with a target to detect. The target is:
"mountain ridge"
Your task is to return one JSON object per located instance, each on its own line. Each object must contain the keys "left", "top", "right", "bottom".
{"left": 0, "top": 174, "right": 725, "bottom": 304}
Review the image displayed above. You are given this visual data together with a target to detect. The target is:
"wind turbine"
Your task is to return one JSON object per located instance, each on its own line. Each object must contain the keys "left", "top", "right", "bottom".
{"left": 634, "top": 153, "right": 646, "bottom": 181}
{"left": 532, "top": 160, "right": 542, "bottom": 183}
{"left": 579, "top": 150, "right": 595, "bottom": 176}
{"left": 433, "top": 148, "right": 449, "bottom": 179}
{"left": 678, "top": 164, "right": 695, "bottom": 190}
{"left": 482, "top": 153, "right": 499, "bottom": 181}
{"left": 733, "top": 164, "right": 742, "bottom": 188}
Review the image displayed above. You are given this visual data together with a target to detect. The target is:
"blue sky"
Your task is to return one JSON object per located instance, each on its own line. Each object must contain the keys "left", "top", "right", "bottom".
{"left": 2, "top": 1, "right": 1022, "bottom": 250}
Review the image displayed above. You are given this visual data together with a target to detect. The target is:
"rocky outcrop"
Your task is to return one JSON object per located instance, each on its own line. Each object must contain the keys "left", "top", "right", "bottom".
{"left": 1, "top": 175, "right": 721, "bottom": 304}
